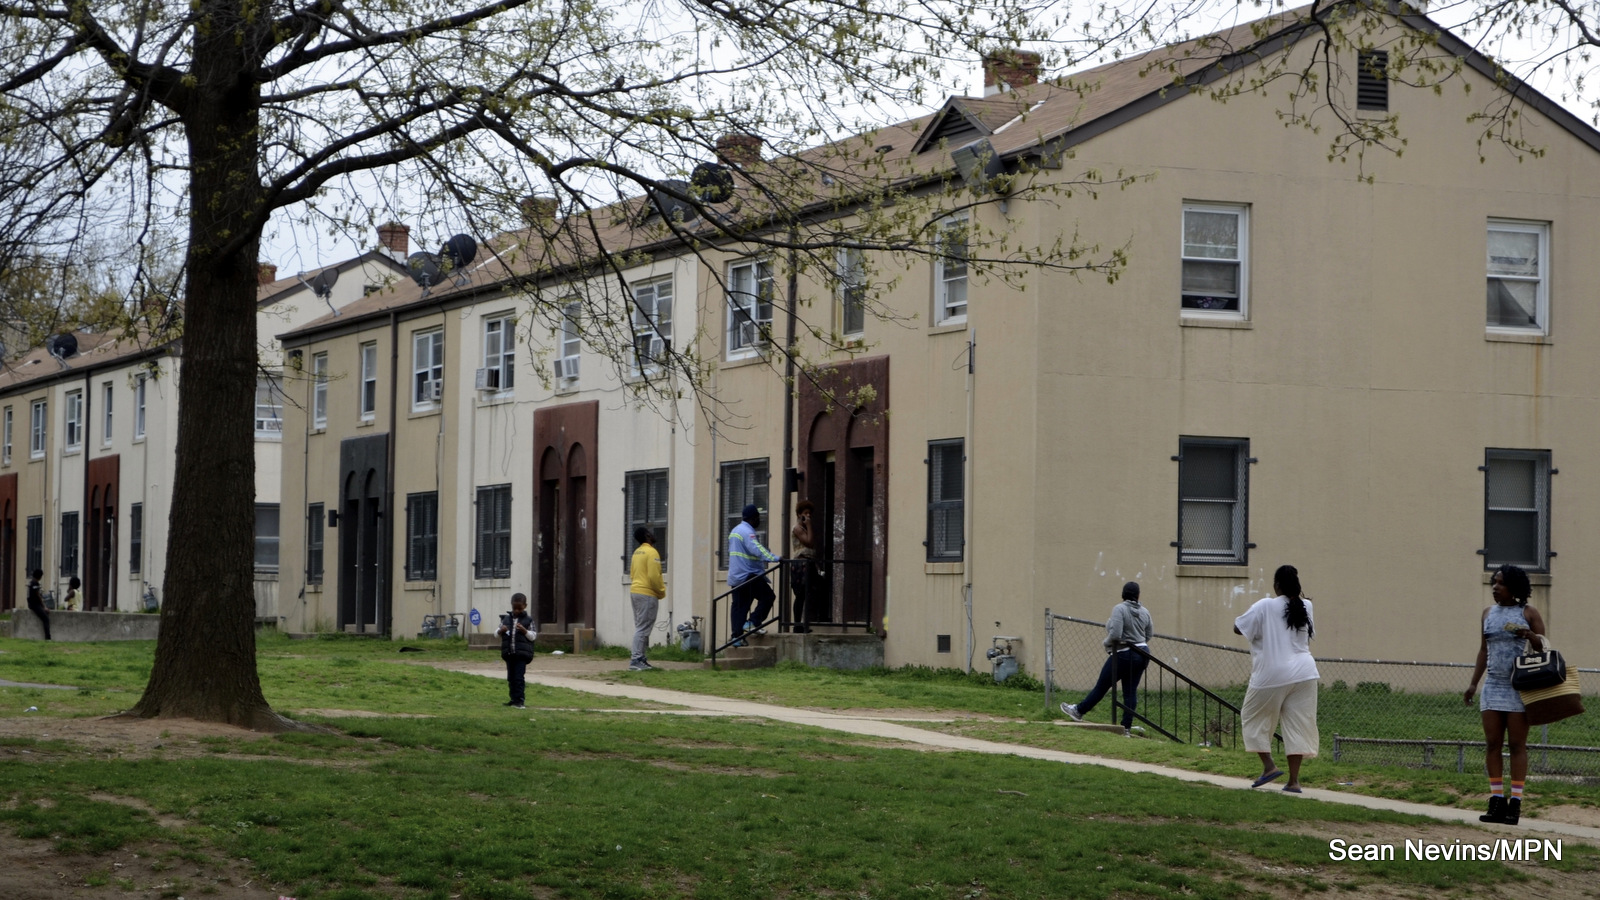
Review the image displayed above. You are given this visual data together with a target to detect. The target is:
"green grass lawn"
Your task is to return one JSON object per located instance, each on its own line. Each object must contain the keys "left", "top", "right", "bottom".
{"left": 2, "top": 635, "right": 1598, "bottom": 899}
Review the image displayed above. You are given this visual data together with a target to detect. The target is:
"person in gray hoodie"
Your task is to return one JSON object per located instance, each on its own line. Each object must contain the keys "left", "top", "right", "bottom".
{"left": 1060, "top": 582, "right": 1153, "bottom": 735}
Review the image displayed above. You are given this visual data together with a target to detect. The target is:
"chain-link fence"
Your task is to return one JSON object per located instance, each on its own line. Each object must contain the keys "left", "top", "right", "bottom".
{"left": 1044, "top": 611, "right": 1600, "bottom": 774}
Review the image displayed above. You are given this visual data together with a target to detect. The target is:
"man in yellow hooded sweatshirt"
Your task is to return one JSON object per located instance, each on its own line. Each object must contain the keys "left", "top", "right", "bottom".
{"left": 628, "top": 527, "right": 665, "bottom": 670}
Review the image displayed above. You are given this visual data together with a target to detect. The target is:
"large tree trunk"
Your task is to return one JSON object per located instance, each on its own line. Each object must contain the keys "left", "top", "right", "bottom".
{"left": 126, "top": 2, "right": 299, "bottom": 731}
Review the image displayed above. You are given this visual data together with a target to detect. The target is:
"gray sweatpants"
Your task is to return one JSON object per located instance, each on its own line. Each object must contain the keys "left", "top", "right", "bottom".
{"left": 630, "top": 592, "right": 659, "bottom": 661}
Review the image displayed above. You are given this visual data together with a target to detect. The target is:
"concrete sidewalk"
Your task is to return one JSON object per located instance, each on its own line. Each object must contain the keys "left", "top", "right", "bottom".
{"left": 518, "top": 670, "right": 1600, "bottom": 846}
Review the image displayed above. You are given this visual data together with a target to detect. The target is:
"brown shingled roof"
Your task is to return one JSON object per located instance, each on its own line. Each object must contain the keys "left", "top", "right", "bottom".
{"left": 278, "top": 2, "right": 1600, "bottom": 343}
{"left": 0, "top": 329, "right": 167, "bottom": 392}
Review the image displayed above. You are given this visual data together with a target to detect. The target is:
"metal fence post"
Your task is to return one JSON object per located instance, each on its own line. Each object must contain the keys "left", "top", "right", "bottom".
{"left": 1044, "top": 609, "right": 1054, "bottom": 711}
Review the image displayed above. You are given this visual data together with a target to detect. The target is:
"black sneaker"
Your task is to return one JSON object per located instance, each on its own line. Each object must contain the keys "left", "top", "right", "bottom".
{"left": 628, "top": 660, "right": 655, "bottom": 671}
{"left": 1504, "top": 798, "right": 1521, "bottom": 825}
{"left": 1480, "top": 795, "right": 1507, "bottom": 823}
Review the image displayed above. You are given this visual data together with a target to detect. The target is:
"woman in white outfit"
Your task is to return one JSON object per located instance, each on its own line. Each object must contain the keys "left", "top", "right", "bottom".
{"left": 1233, "top": 564, "right": 1319, "bottom": 793}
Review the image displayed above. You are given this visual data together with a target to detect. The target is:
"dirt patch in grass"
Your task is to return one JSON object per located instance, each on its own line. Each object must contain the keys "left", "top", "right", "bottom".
{"left": 293, "top": 708, "right": 436, "bottom": 719}
{"left": 1538, "top": 805, "right": 1600, "bottom": 829}
{"left": 0, "top": 833, "right": 287, "bottom": 899}
{"left": 0, "top": 715, "right": 273, "bottom": 760}
{"left": 815, "top": 707, "right": 1014, "bottom": 722}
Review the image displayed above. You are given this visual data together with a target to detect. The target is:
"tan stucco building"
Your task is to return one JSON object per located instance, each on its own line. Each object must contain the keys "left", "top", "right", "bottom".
{"left": 263, "top": 7, "right": 1600, "bottom": 677}
{"left": 0, "top": 247, "right": 404, "bottom": 618}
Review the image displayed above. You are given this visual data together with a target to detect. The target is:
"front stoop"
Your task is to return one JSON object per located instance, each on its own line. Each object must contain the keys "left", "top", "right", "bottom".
{"left": 704, "top": 632, "right": 884, "bottom": 670}
{"left": 705, "top": 644, "right": 778, "bottom": 669}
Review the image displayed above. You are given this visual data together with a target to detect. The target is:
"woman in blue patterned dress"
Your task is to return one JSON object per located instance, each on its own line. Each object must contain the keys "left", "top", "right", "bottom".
{"left": 1463, "top": 564, "right": 1545, "bottom": 825}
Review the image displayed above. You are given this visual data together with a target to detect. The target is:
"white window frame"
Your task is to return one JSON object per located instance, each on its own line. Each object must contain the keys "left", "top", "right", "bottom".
{"left": 312, "top": 352, "right": 328, "bottom": 428}
{"left": 1181, "top": 202, "right": 1249, "bottom": 319}
{"left": 30, "top": 400, "right": 46, "bottom": 459}
{"left": 483, "top": 315, "right": 516, "bottom": 394}
{"left": 254, "top": 377, "right": 284, "bottom": 438}
{"left": 2, "top": 406, "right": 11, "bottom": 465}
{"left": 101, "top": 382, "right": 113, "bottom": 446}
{"left": 133, "top": 375, "right": 147, "bottom": 439}
{"left": 254, "top": 502, "right": 280, "bottom": 573}
{"left": 1484, "top": 448, "right": 1552, "bottom": 572}
{"left": 934, "top": 216, "right": 969, "bottom": 325}
{"left": 412, "top": 329, "right": 444, "bottom": 410}
{"left": 63, "top": 390, "right": 82, "bottom": 452}
{"left": 359, "top": 341, "right": 378, "bottom": 420}
{"left": 726, "top": 259, "right": 773, "bottom": 359}
{"left": 630, "top": 278, "right": 672, "bottom": 372}
{"left": 838, "top": 248, "right": 867, "bottom": 337}
{"left": 1175, "top": 436, "right": 1251, "bottom": 565}
{"left": 1486, "top": 219, "right": 1550, "bottom": 335}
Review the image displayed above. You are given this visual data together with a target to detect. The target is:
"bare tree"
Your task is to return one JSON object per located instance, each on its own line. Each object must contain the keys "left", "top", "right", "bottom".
{"left": 0, "top": 0, "right": 1135, "bottom": 728}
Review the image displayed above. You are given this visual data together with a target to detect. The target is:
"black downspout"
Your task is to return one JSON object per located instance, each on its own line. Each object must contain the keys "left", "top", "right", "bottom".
{"left": 384, "top": 310, "right": 398, "bottom": 636}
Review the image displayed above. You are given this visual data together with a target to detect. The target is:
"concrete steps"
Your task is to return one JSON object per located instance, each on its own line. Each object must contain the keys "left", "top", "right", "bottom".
{"left": 704, "top": 644, "right": 778, "bottom": 669}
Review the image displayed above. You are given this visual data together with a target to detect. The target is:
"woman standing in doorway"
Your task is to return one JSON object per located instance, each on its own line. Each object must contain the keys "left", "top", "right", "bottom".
{"left": 1464, "top": 563, "right": 1544, "bottom": 825}
{"left": 790, "top": 500, "right": 818, "bottom": 633}
{"left": 1235, "top": 565, "right": 1319, "bottom": 793}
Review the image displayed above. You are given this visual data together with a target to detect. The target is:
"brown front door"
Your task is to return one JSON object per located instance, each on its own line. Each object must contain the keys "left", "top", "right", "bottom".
{"left": 85, "top": 456, "right": 120, "bottom": 610}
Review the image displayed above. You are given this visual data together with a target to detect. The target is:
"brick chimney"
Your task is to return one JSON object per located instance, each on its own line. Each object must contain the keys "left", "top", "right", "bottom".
{"left": 258, "top": 262, "right": 278, "bottom": 284}
{"left": 377, "top": 222, "right": 410, "bottom": 257}
{"left": 715, "top": 133, "right": 764, "bottom": 167}
{"left": 983, "top": 50, "right": 1042, "bottom": 97}
{"left": 520, "top": 195, "right": 559, "bottom": 224}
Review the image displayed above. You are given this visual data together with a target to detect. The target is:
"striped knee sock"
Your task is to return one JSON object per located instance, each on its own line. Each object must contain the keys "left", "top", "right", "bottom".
{"left": 1489, "top": 778, "right": 1504, "bottom": 798}
{"left": 1511, "top": 780, "right": 1524, "bottom": 800}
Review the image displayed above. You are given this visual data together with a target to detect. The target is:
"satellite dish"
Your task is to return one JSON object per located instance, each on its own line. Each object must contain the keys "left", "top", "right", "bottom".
{"left": 308, "top": 267, "right": 340, "bottom": 298}
{"left": 47, "top": 334, "right": 78, "bottom": 360}
{"left": 691, "top": 163, "right": 735, "bottom": 204}
{"left": 648, "top": 180, "right": 698, "bottom": 224}
{"left": 440, "top": 234, "right": 477, "bottom": 270}
{"left": 407, "top": 252, "right": 444, "bottom": 288}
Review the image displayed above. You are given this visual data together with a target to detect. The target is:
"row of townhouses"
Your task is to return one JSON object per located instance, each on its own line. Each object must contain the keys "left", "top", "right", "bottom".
{"left": 7, "top": 6, "right": 1600, "bottom": 676}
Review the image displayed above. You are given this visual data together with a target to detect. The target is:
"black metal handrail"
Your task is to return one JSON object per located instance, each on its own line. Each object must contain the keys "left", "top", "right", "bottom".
{"left": 709, "top": 561, "right": 784, "bottom": 667}
{"left": 780, "top": 556, "right": 874, "bottom": 633}
{"left": 1098, "top": 646, "right": 1245, "bottom": 747}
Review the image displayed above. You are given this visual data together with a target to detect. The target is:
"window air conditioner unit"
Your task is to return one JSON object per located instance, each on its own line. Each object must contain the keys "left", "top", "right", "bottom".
{"left": 737, "top": 321, "right": 765, "bottom": 350}
{"left": 553, "top": 356, "right": 579, "bottom": 381}
{"left": 424, "top": 380, "right": 443, "bottom": 401}
{"left": 474, "top": 367, "right": 499, "bottom": 391}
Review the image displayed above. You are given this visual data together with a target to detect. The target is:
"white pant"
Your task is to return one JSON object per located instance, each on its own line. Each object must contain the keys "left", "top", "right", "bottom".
{"left": 1242, "top": 678, "right": 1320, "bottom": 757}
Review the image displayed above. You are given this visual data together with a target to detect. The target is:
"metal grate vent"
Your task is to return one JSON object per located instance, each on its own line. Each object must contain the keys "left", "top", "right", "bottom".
{"left": 1357, "top": 50, "right": 1389, "bottom": 111}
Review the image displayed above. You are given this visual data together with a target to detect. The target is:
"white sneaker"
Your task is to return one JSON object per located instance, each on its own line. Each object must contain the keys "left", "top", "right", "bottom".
{"left": 1060, "top": 703, "right": 1083, "bottom": 721}
{"left": 1122, "top": 728, "right": 1133, "bottom": 737}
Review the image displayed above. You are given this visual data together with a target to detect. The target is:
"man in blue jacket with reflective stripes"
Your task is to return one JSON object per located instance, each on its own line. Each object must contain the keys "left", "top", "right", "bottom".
{"left": 728, "top": 503, "right": 780, "bottom": 643}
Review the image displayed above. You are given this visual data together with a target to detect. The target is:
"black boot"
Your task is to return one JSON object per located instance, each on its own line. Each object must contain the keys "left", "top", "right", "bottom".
{"left": 1504, "top": 798, "right": 1521, "bottom": 825}
{"left": 1479, "top": 795, "right": 1507, "bottom": 823}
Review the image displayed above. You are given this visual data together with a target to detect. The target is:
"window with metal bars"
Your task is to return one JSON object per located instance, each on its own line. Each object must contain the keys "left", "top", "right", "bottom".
{"left": 306, "top": 503, "right": 325, "bottom": 584}
{"left": 1175, "top": 437, "right": 1250, "bottom": 565}
{"left": 926, "top": 439, "right": 964, "bottom": 561}
{"left": 60, "top": 511, "right": 79, "bottom": 576}
{"left": 254, "top": 504, "right": 279, "bottom": 572}
{"left": 474, "top": 485, "right": 512, "bottom": 579}
{"left": 25, "top": 515, "right": 41, "bottom": 575}
{"left": 129, "top": 503, "right": 142, "bottom": 575}
{"left": 623, "top": 469, "right": 669, "bottom": 572}
{"left": 1482, "top": 449, "right": 1551, "bottom": 572}
{"left": 407, "top": 492, "right": 439, "bottom": 581}
{"left": 718, "top": 459, "right": 769, "bottom": 568}
{"left": 1357, "top": 50, "right": 1388, "bottom": 111}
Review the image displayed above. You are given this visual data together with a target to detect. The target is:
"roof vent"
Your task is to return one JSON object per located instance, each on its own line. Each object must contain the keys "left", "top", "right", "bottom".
{"left": 1357, "top": 50, "right": 1389, "bottom": 111}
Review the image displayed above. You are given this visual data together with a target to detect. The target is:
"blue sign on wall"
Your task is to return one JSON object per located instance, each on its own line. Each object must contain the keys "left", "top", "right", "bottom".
{"left": 469, "top": 608, "right": 482, "bottom": 627}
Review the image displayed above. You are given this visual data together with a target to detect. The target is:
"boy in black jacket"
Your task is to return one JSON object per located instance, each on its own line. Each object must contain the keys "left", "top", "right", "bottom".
{"left": 495, "top": 593, "right": 537, "bottom": 709}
